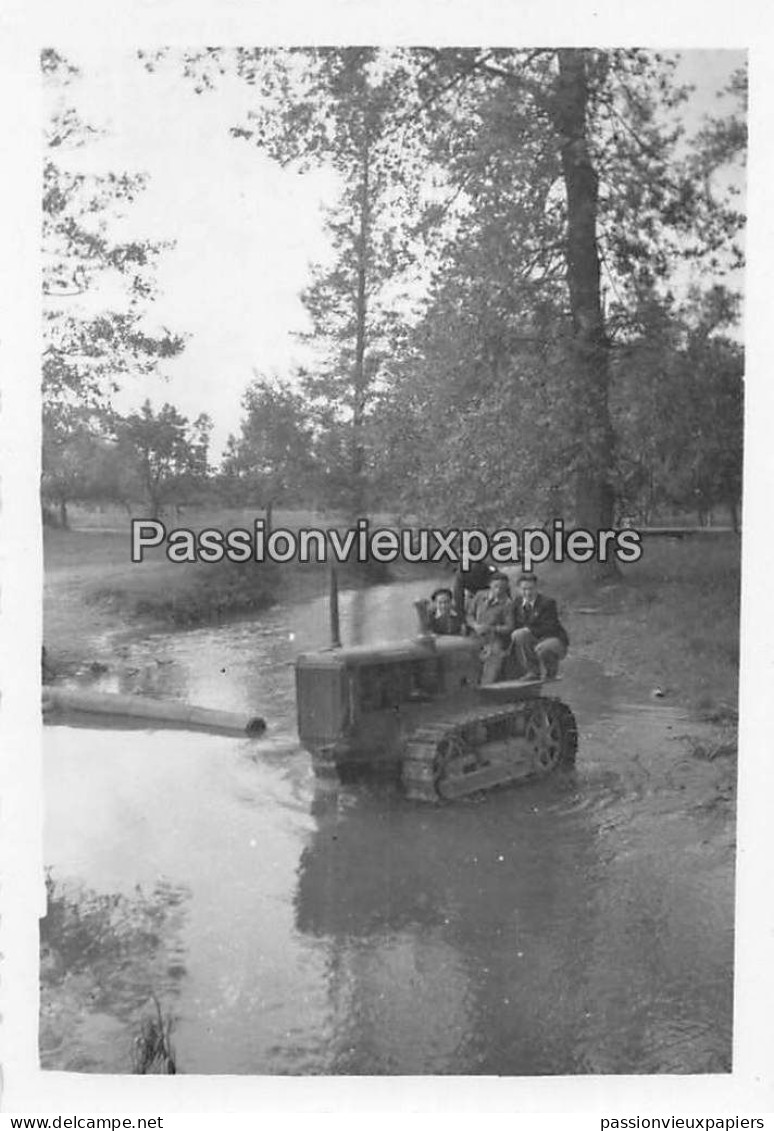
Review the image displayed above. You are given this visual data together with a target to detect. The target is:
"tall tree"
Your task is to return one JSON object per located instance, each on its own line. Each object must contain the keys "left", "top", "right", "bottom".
{"left": 548, "top": 50, "right": 616, "bottom": 532}
{"left": 240, "top": 49, "right": 419, "bottom": 516}
{"left": 377, "top": 49, "right": 744, "bottom": 544}
{"left": 161, "top": 46, "right": 420, "bottom": 517}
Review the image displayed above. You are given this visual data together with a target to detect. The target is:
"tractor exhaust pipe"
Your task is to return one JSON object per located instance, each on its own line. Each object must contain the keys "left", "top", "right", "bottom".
{"left": 329, "top": 565, "right": 341, "bottom": 648}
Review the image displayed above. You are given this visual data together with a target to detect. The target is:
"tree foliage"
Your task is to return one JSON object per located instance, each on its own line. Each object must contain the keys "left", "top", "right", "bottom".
{"left": 41, "top": 424, "right": 127, "bottom": 528}
{"left": 157, "top": 47, "right": 745, "bottom": 538}
{"left": 611, "top": 288, "right": 743, "bottom": 527}
{"left": 221, "top": 376, "right": 314, "bottom": 519}
{"left": 157, "top": 46, "right": 430, "bottom": 516}
{"left": 363, "top": 48, "right": 745, "bottom": 535}
{"left": 42, "top": 49, "right": 186, "bottom": 517}
{"left": 115, "top": 401, "right": 212, "bottom": 519}
{"left": 230, "top": 49, "right": 425, "bottom": 515}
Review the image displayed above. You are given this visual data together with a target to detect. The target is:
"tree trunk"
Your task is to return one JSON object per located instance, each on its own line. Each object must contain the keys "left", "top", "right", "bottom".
{"left": 265, "top": 499, "right": 274, "bottom": 537}
{"left": 552, "top": 50, "right": 618, "bottom": 577}
{"left": 59, "top": 497, "right": 69, "bottom": 530}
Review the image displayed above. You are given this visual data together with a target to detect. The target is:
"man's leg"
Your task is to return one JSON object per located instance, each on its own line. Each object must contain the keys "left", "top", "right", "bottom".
{"left": 481, "top": 639, "right": 508, "bottom": 684}
{"left": 511, "top": 627, "right": 539, "bottom": 678}
{"left": 535, "top": 637, "right": 567, "bottom": 679}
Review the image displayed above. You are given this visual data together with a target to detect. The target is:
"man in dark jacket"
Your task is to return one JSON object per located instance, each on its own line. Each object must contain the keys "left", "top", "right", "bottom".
{"left": 510, "top": 572, "right": 569, "bottom": 680}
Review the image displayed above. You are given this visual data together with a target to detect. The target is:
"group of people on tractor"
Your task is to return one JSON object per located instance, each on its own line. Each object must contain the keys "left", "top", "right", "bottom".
{"left": 422, "top": 562, "right": 569, "bottom": 685}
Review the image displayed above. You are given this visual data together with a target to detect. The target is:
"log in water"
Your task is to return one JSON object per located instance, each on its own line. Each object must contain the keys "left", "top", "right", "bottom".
{"left": 42, "top": 686, "right": 267, "bottom": 737}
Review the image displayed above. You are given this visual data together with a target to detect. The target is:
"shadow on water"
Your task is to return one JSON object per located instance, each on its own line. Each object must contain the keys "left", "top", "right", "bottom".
{"left": 42, "top": 578, "right": 734, "bottom": 1075}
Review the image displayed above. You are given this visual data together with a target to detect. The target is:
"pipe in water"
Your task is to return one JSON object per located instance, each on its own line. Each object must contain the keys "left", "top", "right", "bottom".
{"left": 43, "top": 686, "right": 267, "bottom": 738}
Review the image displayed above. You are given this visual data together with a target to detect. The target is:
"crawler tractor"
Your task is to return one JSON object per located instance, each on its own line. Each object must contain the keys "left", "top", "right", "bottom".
{"left": 295, "top": 632, "right": 577, "bottom": 802}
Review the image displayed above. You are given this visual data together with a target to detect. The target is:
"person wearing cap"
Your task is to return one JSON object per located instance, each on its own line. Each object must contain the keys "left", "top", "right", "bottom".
{"left": 510, "top": 572, "right": 569, "bottom": 680}
{"left": 426, "top": 587, "right": 463, "bottom": 636}
{"left": 468, "top": 571, "right": 516, "bottom": 683}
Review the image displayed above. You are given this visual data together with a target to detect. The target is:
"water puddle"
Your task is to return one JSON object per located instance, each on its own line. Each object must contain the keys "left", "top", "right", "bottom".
{"left": 41, "top": 582, "right": 735, "bottom": 1075}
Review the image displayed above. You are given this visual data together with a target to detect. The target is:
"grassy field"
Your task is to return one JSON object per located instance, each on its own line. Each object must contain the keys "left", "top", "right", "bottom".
{"left": 44, "top": 507, "right": 741, "bottom": 720}
{"left": 542, "top": 536, "right": 740, "bottom": 718}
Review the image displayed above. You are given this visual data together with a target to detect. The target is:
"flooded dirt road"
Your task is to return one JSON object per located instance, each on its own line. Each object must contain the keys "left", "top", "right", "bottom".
{"left": 41, "top": 581, "right": 735, "bottom": 1074}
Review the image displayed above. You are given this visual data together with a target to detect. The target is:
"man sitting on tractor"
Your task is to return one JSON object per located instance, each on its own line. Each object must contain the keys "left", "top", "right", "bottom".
{"left": 426, "top": 587, "right": 463, "bottom": 636}
{"left": 468, "top": 570, "right": 516, "bottom": 684}
{"left": 510, "top": 571, "right": 569, "bottom": 681}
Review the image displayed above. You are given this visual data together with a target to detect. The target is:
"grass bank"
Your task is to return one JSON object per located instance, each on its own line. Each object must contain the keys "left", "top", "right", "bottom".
{"left": 549, "top": 534, "right": 740, "bottom": 719}
{"left": 43, "top": 508, "right": 411, "bottom": 677}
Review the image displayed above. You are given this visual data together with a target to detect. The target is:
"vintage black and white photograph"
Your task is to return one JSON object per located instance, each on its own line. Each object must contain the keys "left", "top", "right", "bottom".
{"left": 36, "top": 44, "right": 746, "bottom": 1078}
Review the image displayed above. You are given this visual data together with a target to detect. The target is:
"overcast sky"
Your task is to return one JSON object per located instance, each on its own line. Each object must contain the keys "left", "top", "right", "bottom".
{"left": 52, "top": 47, "right": 746, "bottom": 459}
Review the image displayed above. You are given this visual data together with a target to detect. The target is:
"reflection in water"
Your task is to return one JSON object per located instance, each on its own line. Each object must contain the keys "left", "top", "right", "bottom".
{"left": 295, "top": 780, "right": 603, "bottom": 1074}
{"left": 42, "top": 579, "right": 735, "bottom": 1074}
{"left": 112, "top": 659, "right": 190, "bottom": 701}
{"left": 84, "top": 579, "right": 433, "bottom": 716}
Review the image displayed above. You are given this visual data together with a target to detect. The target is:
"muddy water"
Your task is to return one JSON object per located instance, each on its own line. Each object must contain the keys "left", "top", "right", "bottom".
{"left": 41, "top": 582, "right": 735, "bottom": 1074}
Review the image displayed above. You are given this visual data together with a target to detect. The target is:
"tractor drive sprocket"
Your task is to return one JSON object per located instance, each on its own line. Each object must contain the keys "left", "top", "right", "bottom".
{"left": 401, "top": 698, "right": 577, "bottom": 803}
{"left": 523, "top": 697, "right": 578, "bottom": 775}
